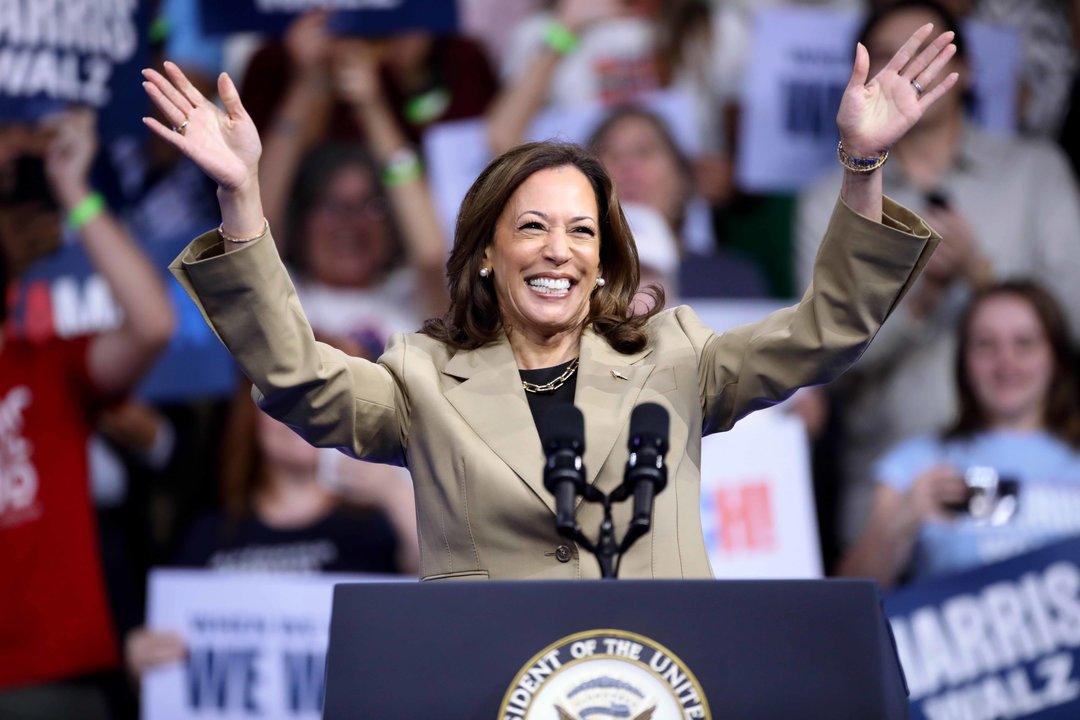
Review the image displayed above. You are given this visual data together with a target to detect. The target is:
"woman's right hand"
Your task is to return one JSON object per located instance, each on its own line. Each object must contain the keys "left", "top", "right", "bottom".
{"left": 141, "top": 63, "right": 262, "bottom": 194}
{"left": 905, "top": 464, "right": 970, "bottom": 521}
{"left": 125, "top": 627, "right": 188, "bottom": 678}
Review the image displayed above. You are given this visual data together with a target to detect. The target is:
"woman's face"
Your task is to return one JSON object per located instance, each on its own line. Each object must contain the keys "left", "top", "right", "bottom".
{"left": 965, "top": 294, "right": 1055, "bottom": 428}
{"left": 592, "top": 116, "right": 685, "bottom": 230}
{"left": 255, "top": 409, "right": 319, "bottom": 471}
{"left": 483, "top": 165, "right": 602, "bottom": 342}
{"left": 303, "top": 164, "right": 393, "bottom": 288}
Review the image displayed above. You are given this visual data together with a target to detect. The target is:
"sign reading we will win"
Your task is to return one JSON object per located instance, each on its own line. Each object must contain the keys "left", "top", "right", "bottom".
{"left": 143, "top": 571, "right": 406, "bottom": 720}
{"left": 884, "top": 538, "right": 1080, "bottom": 720}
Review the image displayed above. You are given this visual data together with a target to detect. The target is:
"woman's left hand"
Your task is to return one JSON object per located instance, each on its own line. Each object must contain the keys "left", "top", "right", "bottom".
{"left": 836, "top": 23, "right": 959, "bottom": 157}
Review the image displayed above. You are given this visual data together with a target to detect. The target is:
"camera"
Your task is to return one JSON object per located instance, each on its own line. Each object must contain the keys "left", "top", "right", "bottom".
{"left": 947, "top": 466, "right": 1020, "bottom": 524}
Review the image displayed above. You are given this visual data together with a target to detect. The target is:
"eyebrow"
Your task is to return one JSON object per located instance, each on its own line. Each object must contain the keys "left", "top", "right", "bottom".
{"left": 517, "top": 210, "right": 597, "bottom": 223}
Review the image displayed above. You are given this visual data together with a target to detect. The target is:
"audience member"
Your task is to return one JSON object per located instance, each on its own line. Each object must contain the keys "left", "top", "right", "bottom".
{"left": 587, "top": 106, "right": 768, "bottom": 296}
{"left": 125, "top": 386, "right": 417, "bottom": 678}
{"left": 257, "top": 36, "right": 449, "bottom": 357}
{"left": 0, "top": 110, "right": 174, "bottom": 719}
{"left": 795, "top": 0, "right": 1080, "bottom": 544}
{"left": 240, "top": 11, "right": 496, "bottom": 148}
{"left": 837, "top": 281, "right": 1080, "bottom": 588}
{"left": 491, "top": 0, "right": 731, "bottom": 204}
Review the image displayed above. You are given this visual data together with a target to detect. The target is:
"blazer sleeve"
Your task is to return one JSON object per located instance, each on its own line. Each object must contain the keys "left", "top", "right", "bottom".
{"left": 168, "top": 230, "right": 409, "bottom": 466}
{"left": 683, "top": 195, "right": 939, "bottom": 435}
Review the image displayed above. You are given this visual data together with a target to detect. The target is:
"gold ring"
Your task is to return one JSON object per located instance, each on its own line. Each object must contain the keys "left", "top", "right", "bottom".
{"left": 175, "top": 120, "right": 189, "bottom": 134}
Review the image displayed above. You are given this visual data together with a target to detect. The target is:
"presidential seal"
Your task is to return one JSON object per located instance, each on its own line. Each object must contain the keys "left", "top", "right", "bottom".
{"left": 498, "top": 629, "right": 710, "bottom": 720}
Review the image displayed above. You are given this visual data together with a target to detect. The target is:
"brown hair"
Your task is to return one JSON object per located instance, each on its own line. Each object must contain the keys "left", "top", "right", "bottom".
{"left": 421, "top": 141, "right": 663, "bottom": 353}
{"left": 946, "top": 280, "right": 1080, "bottom": 446}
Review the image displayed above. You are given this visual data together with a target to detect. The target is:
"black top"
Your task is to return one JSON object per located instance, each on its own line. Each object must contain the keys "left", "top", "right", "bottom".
{"left": 174, "top": 505, "right": 400, "bottom": 574}
{"left": 519, "top": 358, "right": 578, "bottom": 429}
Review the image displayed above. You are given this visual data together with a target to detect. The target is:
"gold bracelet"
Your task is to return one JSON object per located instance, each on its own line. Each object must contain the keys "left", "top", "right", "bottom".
{"left": 218, "top": 218, "right": 269, "bottom": 244}
{"left": 837, "top": 141, "right": 889, "bottom": 174}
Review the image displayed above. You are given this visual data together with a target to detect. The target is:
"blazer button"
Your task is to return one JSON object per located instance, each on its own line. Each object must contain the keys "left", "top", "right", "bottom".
{"left": 555, "top": 545, "right": 573, "bottom": 563}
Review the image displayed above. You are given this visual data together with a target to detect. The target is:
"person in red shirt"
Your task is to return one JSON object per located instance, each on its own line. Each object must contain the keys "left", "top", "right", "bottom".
{"left": 0, "top": 110, "right": 175, "bottom": 718}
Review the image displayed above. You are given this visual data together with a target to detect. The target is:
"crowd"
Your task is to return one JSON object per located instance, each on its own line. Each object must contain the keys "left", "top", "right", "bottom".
{"left": 1, "top": 0, "right": 1078, "bottom": 718}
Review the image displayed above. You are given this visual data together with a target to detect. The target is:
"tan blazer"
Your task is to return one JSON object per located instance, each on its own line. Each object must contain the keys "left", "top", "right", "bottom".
{"left": 171, "top": 197, "right": 937, "bottom": 581}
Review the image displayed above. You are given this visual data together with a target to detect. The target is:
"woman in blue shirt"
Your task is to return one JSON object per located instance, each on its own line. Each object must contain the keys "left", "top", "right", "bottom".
{"left": 838, "top": 280, "right": 1080, "bottom": 587}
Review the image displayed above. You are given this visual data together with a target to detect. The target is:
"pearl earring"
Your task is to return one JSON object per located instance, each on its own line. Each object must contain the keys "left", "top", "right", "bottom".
{"left": 479, "top": 267, "right": 491, "bottom": 278}
{"left": 596, "top": 277, "right": 606, "bottom": 287}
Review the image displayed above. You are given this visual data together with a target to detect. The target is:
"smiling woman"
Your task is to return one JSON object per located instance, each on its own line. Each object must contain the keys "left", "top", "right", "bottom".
{"left": 151, "top": 23, "right": 960, "bottom": 579}
{"left": 837, "top": 282, "right": 1080, "bottom": 589}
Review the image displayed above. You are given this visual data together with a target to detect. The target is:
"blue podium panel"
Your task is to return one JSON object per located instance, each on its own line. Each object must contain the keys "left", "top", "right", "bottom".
{"left": 325, "top": 580, "right": 907, "bottom": 718}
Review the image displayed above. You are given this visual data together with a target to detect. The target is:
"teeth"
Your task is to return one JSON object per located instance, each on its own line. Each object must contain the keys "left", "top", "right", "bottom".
{"left": 527, "top": 278, "right": 571, "bottom": 292}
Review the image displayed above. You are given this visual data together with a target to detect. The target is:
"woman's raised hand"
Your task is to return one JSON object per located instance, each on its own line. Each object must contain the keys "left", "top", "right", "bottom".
{"left": 141, "top": 62, "right": 262, "bottom": 193}
{"left": 836, "top": 23, "right": 959, "bottom": 157}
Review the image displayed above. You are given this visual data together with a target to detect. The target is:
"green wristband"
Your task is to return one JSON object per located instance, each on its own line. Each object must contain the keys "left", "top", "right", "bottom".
{"left": 382, "top": 149, "right": 423, "bottom": 188}
{"left": 66, "top": 192, "right": 106, "bottom": 230}
{"left": 542, "top": 20, "right": 579, "bottom": 55}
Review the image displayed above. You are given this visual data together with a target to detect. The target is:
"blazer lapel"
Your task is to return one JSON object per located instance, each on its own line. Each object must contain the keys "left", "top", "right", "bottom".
{"left": 575, "top": 329, "right": 654, "bottom": 494}
{"left": 441, "top": 329, "right": 655, "bottom": 514}
{"left": 442, "top": 335, "right": 553, "bottom": 513}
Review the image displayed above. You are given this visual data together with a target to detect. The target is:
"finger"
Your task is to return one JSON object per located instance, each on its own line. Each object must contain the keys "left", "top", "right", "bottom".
{"left": 847, "top": 42, "right": 870, "bottom": 90}
{"left": 142, "top": 115, "right": 189, "bottom": 153}
{"left": 880, "top": 22, "right": 935, "bottom": 76}
{"left": 143, "top": 67, "right": 194, "bottom": 114}
{"left": 217, "top": 72, "right": 246, "bottom": 120}
{"left": 163, "top": 60, "right": 209, "bottom": 108}
{"left": 903, "top": 31, "right": 954, "bottom": 80}
{"left": 141, "top": 78, "right": 190, "bottom": 130}
{"left": 912, "top": 44, "right": 957, "bottom": 98}
{"left": 919, "top": 71, "right": 960, "bottom": 109}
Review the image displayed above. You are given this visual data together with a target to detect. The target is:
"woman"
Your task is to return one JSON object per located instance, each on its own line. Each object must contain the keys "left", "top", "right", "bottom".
{"left": 837, "top": 281, "right": 1080, "bottom": 589}
{"left": 142, "top": 24, "right": 956, "bottom": 580}
{"left": 257, "top": 36, "right": 448, "bottom": 355}
{"left": 126, "top": 388, "right": 417, "bottom": 677}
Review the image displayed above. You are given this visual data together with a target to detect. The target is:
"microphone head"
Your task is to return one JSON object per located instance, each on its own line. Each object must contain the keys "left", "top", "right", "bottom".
{"left": 539, "top": 404, "right": 585, "bottom": 453}
{"left": 629, "top": 402, "right": 669, "bottom": 452}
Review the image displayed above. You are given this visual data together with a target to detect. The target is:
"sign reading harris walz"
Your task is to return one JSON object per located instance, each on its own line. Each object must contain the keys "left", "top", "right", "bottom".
{"left": 884, "top": 537, "right": 1080, "bottom": 720}
{"left": 198, "top": 0, "right": 458, "bottom": 36}
{"left": 0, "top": 0, "right": 151, "bottom": 134}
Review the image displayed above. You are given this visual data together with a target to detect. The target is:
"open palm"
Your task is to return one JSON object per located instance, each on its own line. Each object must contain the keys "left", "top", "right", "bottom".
{"left": 836, "top": 24, "right": 958, "bottom": 157}
{"left": 141, "top": 62, "right": 261, "bottom": 191}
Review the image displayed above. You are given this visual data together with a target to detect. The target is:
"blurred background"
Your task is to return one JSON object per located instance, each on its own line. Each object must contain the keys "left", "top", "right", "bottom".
{"left": 1, "top": 1, "right": 1078, "bottom": 718}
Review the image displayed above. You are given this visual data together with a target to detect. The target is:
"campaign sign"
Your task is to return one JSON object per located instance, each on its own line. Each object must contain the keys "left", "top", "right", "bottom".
{"left": 883, "top": 537, "right": 1080, "bottom": 720}
{"left": 737, "top": 6, "right": 1019, "bottom": 192}
{"left": 691, "top": 298, "right": 823, "bottom": 579}
{"left": 0, "top": 0, "right": 153, "bottom": 136}
{"left": 198, "top": 0, "right": 458, "bottom": 37}
{"left": 142, "top": 569, "right": 409, "bottom": 720}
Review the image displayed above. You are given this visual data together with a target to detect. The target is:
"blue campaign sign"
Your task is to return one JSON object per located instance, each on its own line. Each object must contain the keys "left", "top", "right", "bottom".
{"left": 198, "top": 0, "right": 458, "bottom": 37}
{"left": 0, "top": 0, "right": 153, "bottom": 137}
{"left": 883, "top": 537, "right": 1080, "bottom": 720}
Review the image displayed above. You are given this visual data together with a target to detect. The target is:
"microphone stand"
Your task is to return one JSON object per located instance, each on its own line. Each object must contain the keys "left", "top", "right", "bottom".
{"left": 555, "top": 485, "right": 652, "bottom": 579}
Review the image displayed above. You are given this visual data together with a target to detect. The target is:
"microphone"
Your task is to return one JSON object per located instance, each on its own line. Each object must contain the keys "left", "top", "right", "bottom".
{"left": 623, "top": 402, "right": 669, "bottom": 530}
{"left": 539, "top": 405, "right": 587, "bottom": 535}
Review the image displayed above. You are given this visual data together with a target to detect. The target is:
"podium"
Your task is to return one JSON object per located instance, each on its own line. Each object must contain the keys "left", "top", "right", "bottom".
{"left": 324, "top": 579, "right": 908, "bottom": 718}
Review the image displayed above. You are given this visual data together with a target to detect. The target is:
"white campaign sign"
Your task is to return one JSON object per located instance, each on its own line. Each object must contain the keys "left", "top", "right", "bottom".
{"left": 690, "top": 298, "right": 823, "bottom": 579}
{"left": 737, "top": 6, "right": 1019, "bottom": 192}
{"left": 142, "top": 570, "right": 408, "bottom": 720}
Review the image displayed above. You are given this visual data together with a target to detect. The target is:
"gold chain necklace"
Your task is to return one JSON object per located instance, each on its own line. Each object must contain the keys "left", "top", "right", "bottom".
{"left": 522, "top": 358, "right": 580, "bottom": 394}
